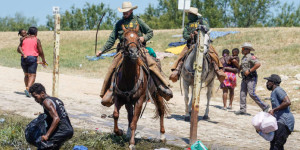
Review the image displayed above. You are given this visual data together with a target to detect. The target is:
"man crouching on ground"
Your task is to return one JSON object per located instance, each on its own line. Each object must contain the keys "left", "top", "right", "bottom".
{"left": 29, "top": 83, "right": 73, "bottom": 149}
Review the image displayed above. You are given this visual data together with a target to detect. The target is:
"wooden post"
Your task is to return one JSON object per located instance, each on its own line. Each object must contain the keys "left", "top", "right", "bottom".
{"left": 190, "top": 29, "right": 205, "bottom": 144}
{"left": 52, "top": 13, "right": 60, "bottom": 97}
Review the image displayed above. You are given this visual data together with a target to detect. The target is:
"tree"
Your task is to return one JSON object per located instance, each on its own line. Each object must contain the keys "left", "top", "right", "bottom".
{"left": 46, "top": 15, "right": 54, "bottom": 30}
{"left": 140, "top": 0, "right": 184, "bottom": 29}
{"left": 140, "top": 4, "right": 161, "bottom": 29}
{"left": 0, "top": 13, "right": 38, "bottom": 31}
{"left": 202, "top": 0, "right": 224, "bottom": 27}
{"left": 230, "top": 0, "right": 279, "bottom": 27}
{"left": 156, "top": 0, "right": 183, "bottom": 29}
{"left": 269, "top": 3, "right": 300, "bottom": 27}
{"left": 217, "top": 0, "right": 232, "bottom": 27}
{"left": 45, "top": 2, "right": 118, "bottom": 31}
{"left": 141, "top": 0, "right": 226, "bottom": 29}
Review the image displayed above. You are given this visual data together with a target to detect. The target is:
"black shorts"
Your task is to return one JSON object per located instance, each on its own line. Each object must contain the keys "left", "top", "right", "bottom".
{"left": 21, "top": 56, "right": 38, "bottom": 74}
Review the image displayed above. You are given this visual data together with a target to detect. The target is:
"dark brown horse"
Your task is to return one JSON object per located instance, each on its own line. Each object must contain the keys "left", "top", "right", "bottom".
{"left": 112, "top": 24, "right": 167, "bottom": 149}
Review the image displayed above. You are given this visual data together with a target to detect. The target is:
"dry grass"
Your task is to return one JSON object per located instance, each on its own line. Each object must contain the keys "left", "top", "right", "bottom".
{"left": 0, "top": 27, "right": 299, "bottom": 111}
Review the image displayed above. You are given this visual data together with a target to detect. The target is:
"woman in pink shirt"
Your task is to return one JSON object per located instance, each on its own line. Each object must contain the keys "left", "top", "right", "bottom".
{"left": 17, "top": 27, "right": 46, "bottom": 97}
{"left": 220, "top": 49, "right": 239, "bottom": 110}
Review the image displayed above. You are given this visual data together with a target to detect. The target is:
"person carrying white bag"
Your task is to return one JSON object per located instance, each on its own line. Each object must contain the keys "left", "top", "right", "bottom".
{"left": 252, "top": 111, "right": 277, "bottom": 141}
{"left": 264, "top": 74, "right": 294, "bottom": 150}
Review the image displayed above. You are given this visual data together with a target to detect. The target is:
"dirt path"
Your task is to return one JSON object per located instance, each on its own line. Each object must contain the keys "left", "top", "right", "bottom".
{"left": 0, "top": 66, "right": 299, "bottom": 149}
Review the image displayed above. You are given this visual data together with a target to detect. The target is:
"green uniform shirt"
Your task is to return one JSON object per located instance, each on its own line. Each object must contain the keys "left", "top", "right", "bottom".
{"left": 241, "top": 53, "right": 259, "bottom": 72}
{"left": 183, "top": 15, "right": 210, "bottom": 41}
{"left": 101, "top": 14, "right": 153, "bottom": 53}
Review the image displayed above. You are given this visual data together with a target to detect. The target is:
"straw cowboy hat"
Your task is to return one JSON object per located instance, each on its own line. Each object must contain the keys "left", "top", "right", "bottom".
{"left": 185, "top": 7, "right": 202, "bottom": 16}
{"left": 241, "top": 42, "right": 255, "bottom": 51}
{"left": 118, "top": 2, "right": 138, "bottom": 12}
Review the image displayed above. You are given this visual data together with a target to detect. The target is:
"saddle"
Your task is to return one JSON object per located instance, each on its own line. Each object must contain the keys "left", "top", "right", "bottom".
{"left": 207, "top": 45, "right": 227, "bottom": 83}
{"left": 111, "top": 48, "right": 151, "bottom": 100}
{"left": 181, "top": 44, "right": 226, "bottom": 83}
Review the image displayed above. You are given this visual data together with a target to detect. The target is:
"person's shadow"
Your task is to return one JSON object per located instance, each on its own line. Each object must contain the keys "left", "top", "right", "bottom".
{"left": 167, "top": 114, "right": 219, "bottom": 124}
{"left": 14, "top": 91, "right": 26, "bottom": 96}
{"left": 210, "top": 104, "right": 251, "bottom": 115}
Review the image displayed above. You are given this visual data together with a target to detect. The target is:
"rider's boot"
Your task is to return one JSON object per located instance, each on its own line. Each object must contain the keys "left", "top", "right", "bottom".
{"left": 100, "top": 52, "right": 122, "bottom": 98}
{"left": 213, "top": 62, "right": 227, "bottom": 83}
{"left": 101, "top": 84, "right": 114, "bottom": 107}
{"left": 169, "top": 60, "right": 184, "bottom": 83}
{"left": 152, "top": 75, "right": 173, "bottom": 101}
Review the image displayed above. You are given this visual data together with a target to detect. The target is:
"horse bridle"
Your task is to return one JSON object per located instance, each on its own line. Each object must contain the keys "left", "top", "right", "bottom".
{"left": 124, "top": 38, "right": 141, "bottom": 49}
{"left": 122, "top": 35, "right": 142, "bottom": 56}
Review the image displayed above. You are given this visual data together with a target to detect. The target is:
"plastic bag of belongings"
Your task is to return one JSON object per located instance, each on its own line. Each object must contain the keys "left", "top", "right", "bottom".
{"left": 252, "top": 112, "right": 278, "bottom": 141}
{"left": 25, "top": 113, "right": 54, "bottom": 149}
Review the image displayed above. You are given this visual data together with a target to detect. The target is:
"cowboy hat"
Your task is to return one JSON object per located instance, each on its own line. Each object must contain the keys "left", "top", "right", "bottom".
{"left": 118, "top": 2, "right": 138, "bottom": 12}
{"left": 185, "top": 7, "right": 202, "bottom": 16}
{"left": 241, "top": 42, "right": 255, "bottom": 51}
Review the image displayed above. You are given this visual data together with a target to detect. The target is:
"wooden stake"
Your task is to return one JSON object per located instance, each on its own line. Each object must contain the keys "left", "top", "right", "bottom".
{"left": 52, "top": 14, "right": 60, "bottom": 97}
{"left": 190, "top": 30, "right": 204, "bottom": 144}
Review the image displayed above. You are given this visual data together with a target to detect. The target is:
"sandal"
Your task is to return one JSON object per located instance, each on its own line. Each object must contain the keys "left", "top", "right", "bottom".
{"left": 24, "top": 90, "right": 31, "bottom": 98}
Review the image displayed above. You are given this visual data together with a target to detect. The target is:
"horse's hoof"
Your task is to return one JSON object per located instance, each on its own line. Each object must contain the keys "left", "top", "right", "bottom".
{"left": 203, "top": 115, "right": 210, "bottom": 120}
{"left": 184, "top": 116, "right": 190, "bottom": 122}
{"left": 160, "top": 138, "right": 167, "bottom": 143}
{"left": 115, "top": 129, "right": 123, "bottom": 136}
{"left": 129, "top": 144, "right": 136, "bottom": 150}
{"left": 160, "top": 134, "right": 166, "bottom": 143}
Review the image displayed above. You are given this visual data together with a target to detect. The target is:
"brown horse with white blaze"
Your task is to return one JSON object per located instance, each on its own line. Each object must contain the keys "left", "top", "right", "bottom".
{"left": 112, "top": 24, "right": 167, "bottom": 149}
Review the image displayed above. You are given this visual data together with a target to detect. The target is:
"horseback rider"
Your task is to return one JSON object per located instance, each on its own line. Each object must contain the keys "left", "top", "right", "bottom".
{"left": 96, "top": 2, "right": 173, "bottom": 107}
{"left": 169, "top": 7, "right": 226, "bottom": 83}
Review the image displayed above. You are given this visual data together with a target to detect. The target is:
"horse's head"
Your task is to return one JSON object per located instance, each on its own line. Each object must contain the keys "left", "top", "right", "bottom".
{"left": 122, "top": 24, "right": 141, "bottom": 61}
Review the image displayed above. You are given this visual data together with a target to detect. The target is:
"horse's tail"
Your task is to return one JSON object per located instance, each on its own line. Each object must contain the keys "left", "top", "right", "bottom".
{"left": 152, "top": 92, "right": 169, "bottom": 119}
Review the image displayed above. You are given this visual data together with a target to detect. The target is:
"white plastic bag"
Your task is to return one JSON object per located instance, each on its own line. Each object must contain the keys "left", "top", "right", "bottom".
{"left": 259, "top": 131, "right": 275, "bottom": 141}
{"left": 260, "top": 113, "right": 278, "bottom": 133}
{"left": 252, "top": 112, "right": 266, "bottom": 131}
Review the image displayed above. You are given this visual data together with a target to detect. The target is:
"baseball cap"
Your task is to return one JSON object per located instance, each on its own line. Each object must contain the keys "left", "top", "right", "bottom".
{"left": 264, "top": 74, "right": 281, "bottom": 85}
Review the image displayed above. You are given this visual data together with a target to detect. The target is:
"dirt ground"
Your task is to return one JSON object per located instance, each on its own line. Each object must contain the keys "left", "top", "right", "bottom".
{"left": 0, "top": 66, "right": 299, "bottom": 150}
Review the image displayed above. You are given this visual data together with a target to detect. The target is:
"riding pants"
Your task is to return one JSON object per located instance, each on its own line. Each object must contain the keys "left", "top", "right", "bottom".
{"left": 100, "top": 49, "right": 170, "bottom": 98}
{"left": 171, "top": 45, "right": 189, "bottom": 71}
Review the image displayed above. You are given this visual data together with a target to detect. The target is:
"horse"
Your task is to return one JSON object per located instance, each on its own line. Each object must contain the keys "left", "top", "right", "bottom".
{"left": 112, "top": 24, "right": 167, "bottom": 149}
{"left": 181, "top": 44, "right": 216, "bottom": 121}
